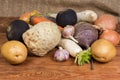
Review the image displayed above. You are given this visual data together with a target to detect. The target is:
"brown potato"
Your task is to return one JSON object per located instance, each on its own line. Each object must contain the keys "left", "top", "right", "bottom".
{"left": 1, "top": 40, "right": 28, "bottom": 64}
{"left": 91, "top": 39, "right": 116, "bottom": 62}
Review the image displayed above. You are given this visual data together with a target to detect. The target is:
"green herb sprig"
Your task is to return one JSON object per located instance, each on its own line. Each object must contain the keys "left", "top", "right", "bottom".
{"left": 74, "top": 48, "right": 91, "bottom": 66}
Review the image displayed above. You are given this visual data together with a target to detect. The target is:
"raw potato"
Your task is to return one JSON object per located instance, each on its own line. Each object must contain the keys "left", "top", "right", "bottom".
{"left": 23, "top": 22, "right": 61, "bottom": 56}
{"left": 59, "top": 39, "right": 82, "bottom": 57}
{"left": 77, "top": 10, "right": 98, "bottom": 22}
{"left": 91, "top": 39, "right": 116, "bottom": 62}
{"left": 0, "top": 41, "right": 27, "bottom": 64}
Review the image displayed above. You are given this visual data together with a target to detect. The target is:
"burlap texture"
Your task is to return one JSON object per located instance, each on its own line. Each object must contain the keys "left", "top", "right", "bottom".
{"left": 0, "top": 0, "right": 119, "bottom": 22}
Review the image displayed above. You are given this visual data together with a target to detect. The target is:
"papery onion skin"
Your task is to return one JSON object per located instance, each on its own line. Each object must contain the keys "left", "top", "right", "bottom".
{"left": 95, "top": 14, "right": 118, "bottom": 30}
{"left": 62, "top": 25, "right": 75, "bottom": 38}
{"left": 100, "top": 30, "right": 120, "bottom": 46}
{"left": 54, "top": 48, "right": 70, "bottom": 61}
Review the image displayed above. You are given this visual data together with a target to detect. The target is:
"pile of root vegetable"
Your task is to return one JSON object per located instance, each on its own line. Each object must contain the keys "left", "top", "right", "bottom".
{"left": 0, "top": 9, "right": 119, "bottom": 69}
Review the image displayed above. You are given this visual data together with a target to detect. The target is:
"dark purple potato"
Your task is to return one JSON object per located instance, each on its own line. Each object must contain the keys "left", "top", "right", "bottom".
{"left": 6, "top": 20, "right": 29, "bottom": 43}
{"left": 56, "top": 9, "right": 77, "bottom": 27}
{"left": 74, "top": 22, "right": 98, "bottom": 49}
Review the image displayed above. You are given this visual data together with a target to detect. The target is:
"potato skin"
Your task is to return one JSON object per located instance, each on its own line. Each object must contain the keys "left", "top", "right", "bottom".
{"left": 1, "top": 41, "right": 28, "bottom": 64}
{"left": 91, "top": 39, "right": 116, "bottom": 62}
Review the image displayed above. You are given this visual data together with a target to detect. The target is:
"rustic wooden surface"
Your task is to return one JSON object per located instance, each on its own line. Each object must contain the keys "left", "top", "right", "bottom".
{"left": 0, "top": 18, "right": 120, "bottom": 80}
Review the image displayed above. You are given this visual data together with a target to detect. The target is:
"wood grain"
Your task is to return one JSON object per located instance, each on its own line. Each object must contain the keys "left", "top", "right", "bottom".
{"left": 0, "top": 18, "right": 120, "bottom": 80}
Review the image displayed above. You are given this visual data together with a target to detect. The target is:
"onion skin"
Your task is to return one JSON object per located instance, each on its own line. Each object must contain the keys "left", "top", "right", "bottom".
{"left": 91, "top": 39, "right": 117, "bottom": 62}
{"left": 100, "top": 30, "right": 120, "bottom": 46}
{"left": 95, "top": 14, "right": 118, "bottom": 30}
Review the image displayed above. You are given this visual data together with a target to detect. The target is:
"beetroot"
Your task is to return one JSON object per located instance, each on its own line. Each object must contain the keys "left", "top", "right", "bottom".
{"left": 74, "top": 22, "right": 98, "bottom": 49}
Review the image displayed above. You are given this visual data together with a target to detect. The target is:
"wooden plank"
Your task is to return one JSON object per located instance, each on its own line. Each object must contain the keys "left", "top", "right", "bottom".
{"left": 0, "top": 17, "right": 120, "bottom": 80}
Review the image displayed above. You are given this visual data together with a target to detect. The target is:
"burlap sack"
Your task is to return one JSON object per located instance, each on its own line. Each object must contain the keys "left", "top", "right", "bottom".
{"left": 0, "top": 0, "right": 119, "bottom": 30}
{"left": 0, "top": 0, "right": 119, "bottom": 17}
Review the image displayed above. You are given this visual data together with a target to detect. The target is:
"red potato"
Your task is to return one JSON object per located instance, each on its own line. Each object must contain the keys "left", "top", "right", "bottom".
{"left": 95, "top": 14, "right": 118, "bottom": 30}
{"left": 100, "top": 30, "right": 120, "bottom": 46}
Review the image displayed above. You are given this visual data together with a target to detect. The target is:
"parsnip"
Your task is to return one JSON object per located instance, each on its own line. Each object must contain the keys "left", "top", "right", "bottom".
{"left": 59, "top": 39, "right": 82, "bottom": 57}
{"left": 77, "top": 10, "right": 98, "bottom": 22}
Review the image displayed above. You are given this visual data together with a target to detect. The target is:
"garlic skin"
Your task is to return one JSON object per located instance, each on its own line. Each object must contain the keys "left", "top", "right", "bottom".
{"left": 62, "top": 25, "right": 78, "bottom": 43}
{"left": 62, "top": 25, "right": 74, "bottom": 38}
{"left": 54, "top": 47, "right": 69, "bottom": 61}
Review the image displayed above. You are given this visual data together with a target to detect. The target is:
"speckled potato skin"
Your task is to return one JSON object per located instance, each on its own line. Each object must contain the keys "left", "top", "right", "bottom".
{"left": 23, "top": 22, "right": 61, "bottom": 56}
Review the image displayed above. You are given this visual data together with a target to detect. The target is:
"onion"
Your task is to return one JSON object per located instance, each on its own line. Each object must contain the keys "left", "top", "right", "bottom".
{"left": 100, "top": 30, "right": 120, "bottom": 46}
{"left": 95, "top": 14, "right": 118, "bottom": 30}
{"left": 54, "top": 47, "right": 69, "bottom": 61}
{"left": 62, "top": 25, "right": 78, "bottom": 43}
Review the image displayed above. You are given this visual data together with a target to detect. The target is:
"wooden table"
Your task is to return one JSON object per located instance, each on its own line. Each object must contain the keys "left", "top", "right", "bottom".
{"left": 0, "top": 17, "right": 120, "bottom": 80}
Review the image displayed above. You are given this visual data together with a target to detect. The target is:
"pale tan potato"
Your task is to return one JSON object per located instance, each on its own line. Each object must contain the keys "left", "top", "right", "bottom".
{"left": 1, "top": 40, "right": 28, "bottom": 64}
{"left": 91, "top": 39, "right": 116, "bottom": 62}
